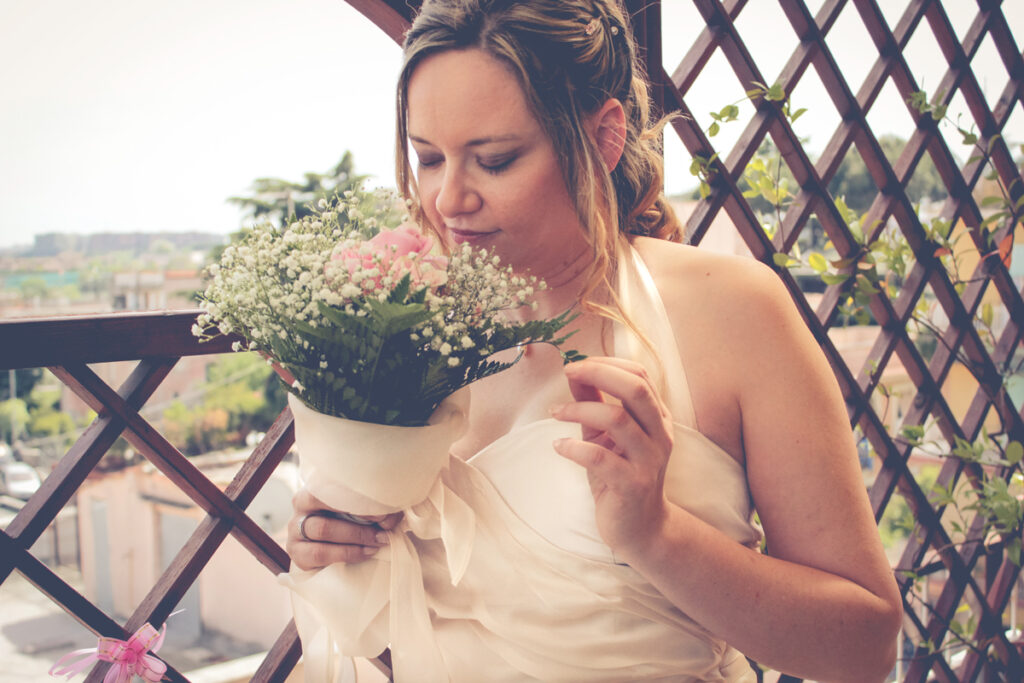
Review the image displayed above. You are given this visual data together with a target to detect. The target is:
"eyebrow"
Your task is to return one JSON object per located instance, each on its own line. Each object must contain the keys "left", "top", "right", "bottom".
{"left": 409, "top": 134, "right": 523, "bottom": 147}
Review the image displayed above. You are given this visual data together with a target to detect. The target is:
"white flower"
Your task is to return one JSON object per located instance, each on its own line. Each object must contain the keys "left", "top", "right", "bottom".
{"left": 196, "top": 190, "right": 566, "bottom": 423}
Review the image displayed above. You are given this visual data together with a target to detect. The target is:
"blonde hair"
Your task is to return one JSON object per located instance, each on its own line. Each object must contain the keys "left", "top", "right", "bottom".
{"left": 395, "top": 0, "right": 681, "bottom": 323}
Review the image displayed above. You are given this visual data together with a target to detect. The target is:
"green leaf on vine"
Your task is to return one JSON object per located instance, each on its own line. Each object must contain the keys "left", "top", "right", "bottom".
{"left": 981, "top": 195, "right": 1005, "bottom": 208}
{"left": 821, "top": 273, "right": 850, "bottom": 285}
{"left": 901, "top": 424, "right": 925, "bottom": 444}
{"left": 1008, "top": 537, "right": 1022, "bottom": 567}
{"left": 980, "top": 302, "right": 994, "bottom": 328}
{"left": 772, "top": 252, "right": 794, "bottom": 268}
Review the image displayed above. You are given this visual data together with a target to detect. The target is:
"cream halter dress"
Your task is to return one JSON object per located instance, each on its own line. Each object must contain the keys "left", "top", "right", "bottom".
{"left": 289, "top": 243, "right": 763, "bottom": 682}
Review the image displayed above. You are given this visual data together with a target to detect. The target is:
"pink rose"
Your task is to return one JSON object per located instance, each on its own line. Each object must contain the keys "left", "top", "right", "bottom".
{"left": 373, "top": 226, "right": 448, "bottom": 289}
{"left": 331, "top": 226, "right": 447, "bottom": 295}
{"left": 368, "top": 224, "right": 434, "bottom": 259}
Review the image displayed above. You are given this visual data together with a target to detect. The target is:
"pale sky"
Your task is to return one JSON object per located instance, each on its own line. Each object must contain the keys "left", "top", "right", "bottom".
{"left": 1, "top": 0, "right": 1021, "bottom": 249}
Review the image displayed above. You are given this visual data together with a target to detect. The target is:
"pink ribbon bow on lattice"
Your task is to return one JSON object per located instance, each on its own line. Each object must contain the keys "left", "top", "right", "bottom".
{"left": 49, "top": 622, "right": 168, "bottom": 682}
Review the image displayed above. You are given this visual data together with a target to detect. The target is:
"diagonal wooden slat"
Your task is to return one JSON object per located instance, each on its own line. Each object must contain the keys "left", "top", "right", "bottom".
{"left": 1, "top": 358, "right": 175, "bottom": 580}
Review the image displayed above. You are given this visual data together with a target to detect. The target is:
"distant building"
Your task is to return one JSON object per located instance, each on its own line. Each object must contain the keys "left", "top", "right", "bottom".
{"left": 27, "top": 232, "right": 224, "bottom": 258}
{"left": 75, "top": 452, "right": 299, "bottom": 653}
{"left": 111, "top": 269, "right": 202, "bottom": 311}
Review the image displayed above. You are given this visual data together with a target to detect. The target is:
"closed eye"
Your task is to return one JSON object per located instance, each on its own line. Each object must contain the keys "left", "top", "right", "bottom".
{"left": 416, "top": 155, "right": 443, "bottom": 170}
{"left": 479, "top": 155, "right": 516, "bottom": 174}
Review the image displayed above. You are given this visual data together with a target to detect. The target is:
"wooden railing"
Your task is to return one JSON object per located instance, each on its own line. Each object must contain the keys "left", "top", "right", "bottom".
{"left": 1, "top": 312, "right": 306, "bottom": 682}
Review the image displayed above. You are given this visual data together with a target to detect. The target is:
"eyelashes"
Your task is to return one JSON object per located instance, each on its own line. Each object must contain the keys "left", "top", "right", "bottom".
{"left": 479, "top": 156, "right": 516, "bottom": 174}
{"left": 415, "top": 154, "right": 518, "bottom": 174}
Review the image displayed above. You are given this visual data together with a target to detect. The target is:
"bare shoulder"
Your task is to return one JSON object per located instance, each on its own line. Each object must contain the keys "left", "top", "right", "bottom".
{"left": 629, "top": 237, "right": 815, "bottom": 463}
{"left": 629, "top": 236, "right": 800, "bottom": 349}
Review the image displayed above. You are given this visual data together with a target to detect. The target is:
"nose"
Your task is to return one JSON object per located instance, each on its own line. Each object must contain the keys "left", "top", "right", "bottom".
{"left": 434, "top": 165, "right": 481, "bottom": 219}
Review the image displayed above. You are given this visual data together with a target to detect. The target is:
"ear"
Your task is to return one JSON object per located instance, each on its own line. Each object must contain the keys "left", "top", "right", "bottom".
{"left": 587, "top": 98, "right": 627, "bottom": 171}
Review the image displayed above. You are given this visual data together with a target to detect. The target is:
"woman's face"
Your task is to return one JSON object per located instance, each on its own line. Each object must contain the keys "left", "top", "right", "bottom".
{"left": 406, "top": 48, "right": 589, "bottom": 280}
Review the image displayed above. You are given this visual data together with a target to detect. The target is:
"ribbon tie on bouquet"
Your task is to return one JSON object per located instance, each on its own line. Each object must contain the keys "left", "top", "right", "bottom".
{"left": 49, "top": 622, "right": 168, "bottom": 683}
{"left": 280, "top": 391, "right": 474, "bottom": 682}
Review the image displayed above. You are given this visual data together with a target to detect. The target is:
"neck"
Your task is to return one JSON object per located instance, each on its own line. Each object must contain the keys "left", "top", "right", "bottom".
{"left": 522, "top": 246, "right": 597, "bottom": 321}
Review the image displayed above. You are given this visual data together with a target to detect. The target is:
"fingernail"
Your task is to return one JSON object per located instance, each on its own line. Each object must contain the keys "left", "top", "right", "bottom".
{"left": 364, "top": 546, "right": 379, "bottom": 556}
{"left": 375, "top": 532, "right": 389, "bottom": 545}
{"left": 549, "top": 404, "right": 565, "bottom": 417}
{"left": 552, "top": 438, "right": 568, "bottom": 450}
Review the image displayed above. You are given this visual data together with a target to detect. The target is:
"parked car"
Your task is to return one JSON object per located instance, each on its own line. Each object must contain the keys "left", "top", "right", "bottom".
{"left": 0, "top": 461, "right": 42, "bottom": 500}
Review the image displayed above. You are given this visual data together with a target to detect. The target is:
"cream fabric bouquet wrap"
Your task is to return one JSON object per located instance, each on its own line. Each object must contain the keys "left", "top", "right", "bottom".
{"left": 280, "top": 390, "right": 474, "bottom": 683}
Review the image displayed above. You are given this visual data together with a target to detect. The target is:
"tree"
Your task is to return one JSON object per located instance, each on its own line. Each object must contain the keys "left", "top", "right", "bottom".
{"left": 228, "top": 151, "right": 368, "bottom": 228}
{"left": 26, "top": 384, "right": 75, "bottom": 440}
{"left": 828, "top": 134, "right": 947, "bottom": 213}
{"left": 18, "top": 276, "right": 50, "bottom": 303}
{"left": 0, "top": 368, "right": 43, "bottom": 402}
{"left": 0, "top": 399, "right": 30, "bottom": 444}
{"left": 159, "top": 352, "right": 287, "bottom": 456}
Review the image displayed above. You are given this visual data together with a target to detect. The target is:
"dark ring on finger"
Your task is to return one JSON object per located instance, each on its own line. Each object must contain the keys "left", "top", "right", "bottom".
{"left": 297, "top": 513, "right": 316, "bottom": 542}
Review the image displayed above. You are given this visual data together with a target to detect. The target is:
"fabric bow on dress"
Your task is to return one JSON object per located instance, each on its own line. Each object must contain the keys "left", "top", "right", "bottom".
{"left": 49, "top": 622, "right": 168, "bottom": 683}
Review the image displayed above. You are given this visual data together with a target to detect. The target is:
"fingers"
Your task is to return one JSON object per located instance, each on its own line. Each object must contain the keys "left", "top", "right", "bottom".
{"left": 553, "top": 436, "right": 628, "bottom": 479}
{"left": 287, "top": 512, "right": 388, "bottom": 571}
{"left": 563, "top": 358, "right": 670, "bottom": 439}
{"left": 552, "top": 400, "right": 654, "bottom": 458}
{"left": 289, "top": 536, "right": 383, "bottom": 570}
{"left": 375, "top": 512, "right": 404, "bottom": 530}
{"left": 298, "top": 512, "right": 388, "bottom": 546}
{"left": 559, "top": 359, "right": 673, "bottom": 455}
{"left": 292, "top": 487, "right": 329, "bottom": 515}
{"left": 287, "top": 489, "right": 401, "bottom": 571}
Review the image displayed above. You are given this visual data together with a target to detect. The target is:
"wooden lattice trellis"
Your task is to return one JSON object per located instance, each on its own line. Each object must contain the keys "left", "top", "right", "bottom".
{"left": 1, "top": 1, "right": 1022, "bottom": 681}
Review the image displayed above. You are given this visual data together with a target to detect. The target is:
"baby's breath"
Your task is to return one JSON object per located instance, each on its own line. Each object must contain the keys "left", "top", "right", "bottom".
{"left": 196, "top": 190, "right": 581, "bottom": 426}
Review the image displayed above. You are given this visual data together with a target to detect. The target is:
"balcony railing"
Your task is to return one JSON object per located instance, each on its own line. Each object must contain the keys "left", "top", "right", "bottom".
{"left": 1, "top": 311, "right": 312, "bottom": 682}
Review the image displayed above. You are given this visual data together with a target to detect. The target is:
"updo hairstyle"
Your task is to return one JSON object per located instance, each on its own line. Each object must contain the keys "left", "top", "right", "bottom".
{"left": 395, "top": 0, "right": 682, "bottom": 315}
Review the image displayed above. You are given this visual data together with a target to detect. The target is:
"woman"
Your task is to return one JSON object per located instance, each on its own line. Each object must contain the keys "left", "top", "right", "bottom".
{"left": 287, "top": 1, "right": 902, "bottom": 680}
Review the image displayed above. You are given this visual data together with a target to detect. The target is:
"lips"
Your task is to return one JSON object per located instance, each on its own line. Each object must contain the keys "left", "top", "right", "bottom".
{"left": 447, "top": 227, "right": 498, "bottom": 245}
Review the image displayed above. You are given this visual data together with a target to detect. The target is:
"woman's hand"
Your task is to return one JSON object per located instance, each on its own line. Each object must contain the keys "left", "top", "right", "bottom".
{"left": 286, "top": 488, "right": 402, "bottom": 570}
{"left": 551, "top": 356, "right": 675, "bottom": 561}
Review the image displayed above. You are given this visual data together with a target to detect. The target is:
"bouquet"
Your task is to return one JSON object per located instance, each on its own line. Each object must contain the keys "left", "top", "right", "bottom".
{"left": 194, "top": 189, "right": 583, "bottom": 681}
{"left": 194, "top": 188, "right": 581, "bottom": 426}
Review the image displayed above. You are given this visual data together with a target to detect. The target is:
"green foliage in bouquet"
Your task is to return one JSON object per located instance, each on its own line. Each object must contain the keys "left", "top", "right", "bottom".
{"left": 195, "top": 189, "right": 582, "bottom": 426}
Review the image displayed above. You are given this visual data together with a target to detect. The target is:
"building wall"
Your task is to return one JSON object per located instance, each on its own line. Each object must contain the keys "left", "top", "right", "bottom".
{"left": 76, "top": 457, "right": 297, "bottom": 650}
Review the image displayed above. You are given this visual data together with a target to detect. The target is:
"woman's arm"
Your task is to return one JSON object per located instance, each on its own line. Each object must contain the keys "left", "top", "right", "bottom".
{"left": 552, "top": 255, "right": 902, "bottom": 683}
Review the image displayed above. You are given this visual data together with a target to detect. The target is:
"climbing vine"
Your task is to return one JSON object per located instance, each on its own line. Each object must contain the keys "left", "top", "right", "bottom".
{"left": 690, "top": 83, "right": 1024, "bottom": 673}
